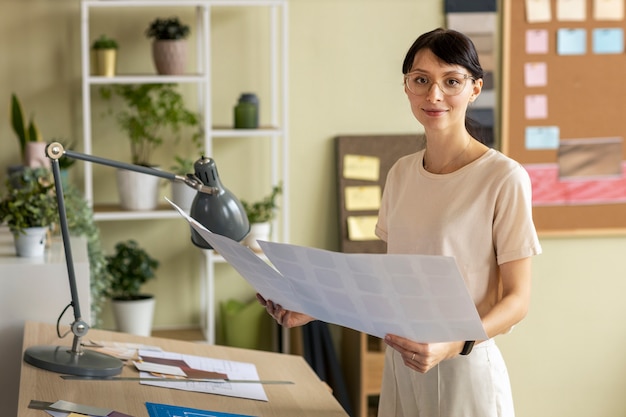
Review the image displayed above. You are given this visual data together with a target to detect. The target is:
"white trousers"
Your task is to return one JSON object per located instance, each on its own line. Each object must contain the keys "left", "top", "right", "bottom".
{"left": 377, "top": 339, "right": 514, "bottom": 417}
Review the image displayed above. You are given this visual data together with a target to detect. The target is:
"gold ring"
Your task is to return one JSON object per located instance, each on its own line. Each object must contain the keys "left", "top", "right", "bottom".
{"left": 411, "top": 352, "right": 416, "bottom": 361}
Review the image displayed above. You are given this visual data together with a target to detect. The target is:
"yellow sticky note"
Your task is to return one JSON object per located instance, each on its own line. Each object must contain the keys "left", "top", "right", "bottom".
{"left": 345, "top": 186, "right": 381, "bottom": 211}
{"left": 526, "top": 0, "right": 552, "bottom": 22}
{"left": 347, "top": 216, "right": 379, "bottom": 241}
{"left": 557, "top": 0, "right": 586, "bottom": 21}
{"left": 343, "top": 154, "right": 380, "bottom": 181}
{"left": 594, "top": 0, "right": 624, "bottom": 20}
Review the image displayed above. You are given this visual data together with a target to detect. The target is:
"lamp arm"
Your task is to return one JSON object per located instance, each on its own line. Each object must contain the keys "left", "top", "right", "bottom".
{"left": 46, "top": 142, "right": 217, "bottom": 194}
{"left": 49, "top": 156, "right": 89, "bottom": 354}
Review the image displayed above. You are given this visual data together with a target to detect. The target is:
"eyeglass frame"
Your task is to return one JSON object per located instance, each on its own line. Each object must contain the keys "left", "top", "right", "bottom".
{"left": 403, "top": 71, "right": 477, "bottom": 96}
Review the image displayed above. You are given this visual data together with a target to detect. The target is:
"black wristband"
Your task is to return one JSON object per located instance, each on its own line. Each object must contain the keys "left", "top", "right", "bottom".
{"left": 460, "top": 340, "right": 475, "bottom": 355}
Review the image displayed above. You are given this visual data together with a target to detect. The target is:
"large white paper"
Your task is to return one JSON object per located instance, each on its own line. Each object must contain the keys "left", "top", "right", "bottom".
{"left": 168, "top": 199, "right": 487, "bottom": 342}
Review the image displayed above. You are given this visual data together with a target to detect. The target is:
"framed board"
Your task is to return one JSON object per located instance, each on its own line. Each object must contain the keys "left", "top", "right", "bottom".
{"left": 335, "top": 134, "right": 425, "bottom": 253}
{"left": 501, "top": 0, "right": 626, "bottom": 235}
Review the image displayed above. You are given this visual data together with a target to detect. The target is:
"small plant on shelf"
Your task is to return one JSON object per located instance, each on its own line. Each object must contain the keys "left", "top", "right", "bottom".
{"left": 241, "top": 183, "right": 283, "bottom": 224}
{"left": 104, "top": 240, "right": 160, "bottom": 301}
{"left": 145, "top": 17, "right": 190, "bottom": 40}
{"left": 91, "top": 34, "right": 118, "bottom": 50}
{"left": 0, "top": 167, "right": 57, "bottom": 235}
{"left": 99, "top": 83, "right": 201, "bottom": 167}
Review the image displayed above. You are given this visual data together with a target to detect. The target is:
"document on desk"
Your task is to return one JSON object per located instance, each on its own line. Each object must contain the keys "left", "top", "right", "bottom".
{"left": 137, "top": 349, "right": 268, "bottom": 401}
{"left": 168, "top": 199, "right": 487, "bottom": 342}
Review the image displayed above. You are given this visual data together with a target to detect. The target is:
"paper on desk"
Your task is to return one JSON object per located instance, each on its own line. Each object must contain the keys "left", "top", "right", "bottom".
{"left": 138, "top": 349, "right": 268, "bottom": 401}
{"left": 168, "top": 198, "right": 487, "bottom": 342}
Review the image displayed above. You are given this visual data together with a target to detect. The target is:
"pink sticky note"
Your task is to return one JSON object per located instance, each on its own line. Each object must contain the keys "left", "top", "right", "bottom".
{"left": 524, "top": 62, "right": 548, "bottom": 87}
{"left": 526, "top": 29, "right": 549, "bottom": 54}
{"left": 525, "top": 95, "right": 548, "bottom": 119}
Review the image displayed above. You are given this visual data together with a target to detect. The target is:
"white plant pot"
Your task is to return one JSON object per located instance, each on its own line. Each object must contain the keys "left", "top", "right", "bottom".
{"left": 243, "top": 222, "right": 271, "bottom": 252}
{"left": 170, "top": 181, "right": 197, "bottom": 213}
{"left": 116, "top": 169, "right": 161, "bottom": 211}
{"left": 111, "top": 296, "right": 155, "bottom": 337}
{"left": 24, "top": 142, "right": 50, "bottom": 168}
{"left": 13, "top": 227, "right": 48, "bottom": 257}
{"left": 151, "top": 40, "right": 188, "bottom": 75}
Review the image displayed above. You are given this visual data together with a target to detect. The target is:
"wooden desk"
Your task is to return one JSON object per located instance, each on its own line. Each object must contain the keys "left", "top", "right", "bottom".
{"left": 18, "top": 321, "right": 348, "bottom": 417}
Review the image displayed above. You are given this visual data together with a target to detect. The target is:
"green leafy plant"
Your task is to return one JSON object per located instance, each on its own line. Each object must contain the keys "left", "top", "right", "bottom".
{"left": 240, "top": 183, "right": 283, "bottom": 224}
{"left": 10, "top": 93, "right": 42, "bottom": 163}
{"left": 99, "top": 83, "right": 201, "bottom": 166}
{"left": 0, "top": 167, "right": 58, "bottom": 235}
{"left": 145, "top": 17, "right": 190, "bottom": 40}
{"left": 91, "top": 34, "right": 119, "bottom": 50}
{"left": 105, "top": 240, "right": 160, "bottom": 300}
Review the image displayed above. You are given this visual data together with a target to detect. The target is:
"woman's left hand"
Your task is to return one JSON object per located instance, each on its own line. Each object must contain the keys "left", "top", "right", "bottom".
{"left": 384, "top": 334, "right": 464, "bottom": 374}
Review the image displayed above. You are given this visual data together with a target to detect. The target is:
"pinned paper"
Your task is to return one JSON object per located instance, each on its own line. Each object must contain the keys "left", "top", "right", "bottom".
{"left": 556, "top": 0, "right": 586, "bottom": 21}
{"left": 525, "top": 0, "right": 552, "bottom": 22}
{"left": 343, "top": 154, "right": 380, "bottom": 181}
{"left": 524, "top": 62, "right": 548, "bottom": 87}
{"left": 526, "top": 29, "right": 549, "bottom": 54}
{"left": 558, "top": 137, "right": 623, "bottom": 179}
{"left": 593, "top": 0, "right": 624, "bottom": 20}
{"left": 557, "top": 29, "right": 587, "bottom": 55}
{"left": 525, "top": 95, "right": 548, "bottom": 119}
{"left": 345, "top": 186, "right": 381, "bottom": 211}
{"left": 526, "top": 126, "right": 560, "bottom": 149}
{"left": 592, "top": 28, "right": 624, "bottom": 54}
{"left": 347, "top": 216, "right": 379, "bottom": 241}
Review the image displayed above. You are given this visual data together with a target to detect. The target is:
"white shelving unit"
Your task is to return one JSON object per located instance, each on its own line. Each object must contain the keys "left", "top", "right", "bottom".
{"left": 80, "top": 0, "right": 289, "bottom": 345}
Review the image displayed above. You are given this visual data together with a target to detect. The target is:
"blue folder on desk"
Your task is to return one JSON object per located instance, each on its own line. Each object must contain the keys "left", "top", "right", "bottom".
{"left": 146, "top": 402, "right": 254, "bottom": 417}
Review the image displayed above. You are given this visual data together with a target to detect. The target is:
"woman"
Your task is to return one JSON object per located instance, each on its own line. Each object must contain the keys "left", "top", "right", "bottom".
{"left": 258, "top": 28, "right": 542, "bottom": 417}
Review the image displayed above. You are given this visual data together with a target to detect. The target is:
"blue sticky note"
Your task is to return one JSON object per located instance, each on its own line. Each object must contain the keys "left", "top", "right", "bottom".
{"left": 525, "top": 126, "right": 560, "bottom": 150}
{"left": 557, "top": 29, "right": 586, "bottom": 55}
{"left": 593, "top": 28, "right": 624, "bottom": 54}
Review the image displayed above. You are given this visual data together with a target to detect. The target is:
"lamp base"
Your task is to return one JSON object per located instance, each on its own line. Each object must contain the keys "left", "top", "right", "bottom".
{"left": 24, "top": 345, "right": 123, "bottom": 377}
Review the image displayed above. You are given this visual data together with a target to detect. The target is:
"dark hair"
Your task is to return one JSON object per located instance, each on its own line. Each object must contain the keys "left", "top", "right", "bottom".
{"left": 403, "top": 28, "right": 489, "bottom": 144}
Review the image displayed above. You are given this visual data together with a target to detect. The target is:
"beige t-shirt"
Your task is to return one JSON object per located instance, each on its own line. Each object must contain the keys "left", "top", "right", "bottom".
{"left": 375, "top": 148, "right": 542, "bottom": 318}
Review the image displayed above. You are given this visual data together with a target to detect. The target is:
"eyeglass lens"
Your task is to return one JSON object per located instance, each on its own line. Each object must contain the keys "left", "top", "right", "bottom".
{"left": 404, "top": 73, "right": 473, "bottom": 96}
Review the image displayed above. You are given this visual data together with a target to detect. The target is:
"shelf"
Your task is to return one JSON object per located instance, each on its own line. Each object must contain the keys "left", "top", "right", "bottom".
{"left": 92, "top": 204, "right": 181, "bottom": 221}
{"left": 82, "top": 0, "right": 288, "bottom": 348}
{"left": 87, "top": 74, "right": 208, "bottom": 84}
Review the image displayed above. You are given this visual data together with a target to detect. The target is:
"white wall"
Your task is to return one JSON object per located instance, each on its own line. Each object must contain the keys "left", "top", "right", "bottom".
{"left": 2, "top": 1, "right": 626, "bottom": 416}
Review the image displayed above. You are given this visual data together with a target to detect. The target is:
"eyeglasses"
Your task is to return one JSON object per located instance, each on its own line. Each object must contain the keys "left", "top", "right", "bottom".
{"left": 404, "top": 72, "right": 475, "bottom": 96}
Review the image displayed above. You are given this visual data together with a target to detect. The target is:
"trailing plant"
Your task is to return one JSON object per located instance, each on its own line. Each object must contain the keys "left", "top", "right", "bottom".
{"left": 145, "top": 17, "right": 190, "bottom": 40}
{"left": 10, "top": 93, "right": 42, "bottom": 164}
{"left": 99, "top": 83, "right": 201, "bottom": 166}
{"left": 91, "top": 34, "right": 119, "bottom": 50}
{"left": 105, "top": 240, "right": 160, "bottom": 300}
{"left": 240, "top": 183, "right": 283, "bottom": 224}
{"left": 0, "top": 167, "right": 57, "bottom": 234}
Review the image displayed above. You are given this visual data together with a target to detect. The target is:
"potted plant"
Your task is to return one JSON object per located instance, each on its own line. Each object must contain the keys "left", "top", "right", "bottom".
{"left": 104, "top": 239, "right": 159, "bottom": 336}
{"left": 240, "top": 183, "right": 282, "bottom": 251}
{"left": 0, "top": 167, "right": 58, "bottom": 257}
{"left": 10, "top": 93, "right": 46, "bottom": 170}
{"left": 99, "top": 83, "right": 201, "bottom": 210}
{"left": 145, "top": 16, "right": 190, "bottom": 75}
{"left": 91, "top": 34, "right": 118, "bottom": 77}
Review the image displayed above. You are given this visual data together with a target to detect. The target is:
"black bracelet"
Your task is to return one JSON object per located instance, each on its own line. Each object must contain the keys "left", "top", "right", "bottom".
{"left": 460, "top": 340, "right": 475, "bottom": 355}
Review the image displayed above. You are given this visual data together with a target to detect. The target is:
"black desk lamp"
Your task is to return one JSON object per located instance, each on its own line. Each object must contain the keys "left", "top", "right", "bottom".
{"left": 23, "top": 142, "right": 249, "bottom": 377}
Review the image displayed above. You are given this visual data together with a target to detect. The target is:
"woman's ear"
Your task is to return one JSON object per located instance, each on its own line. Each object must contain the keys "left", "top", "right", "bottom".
{"left": 469, "top": 78, "right": 483, "bottom": 102}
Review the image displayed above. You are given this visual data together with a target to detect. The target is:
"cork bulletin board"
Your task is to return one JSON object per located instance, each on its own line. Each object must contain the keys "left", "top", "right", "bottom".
{"left": 335, "top": 134, "right": 425, "bottom": 253}
{"left": 501, "top": 0, "right": 626, "bottom": 235}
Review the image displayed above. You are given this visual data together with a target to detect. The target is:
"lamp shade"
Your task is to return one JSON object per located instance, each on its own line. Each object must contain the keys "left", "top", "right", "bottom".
{"left": 189, "top": 156, "right": 250, "bottom": 248}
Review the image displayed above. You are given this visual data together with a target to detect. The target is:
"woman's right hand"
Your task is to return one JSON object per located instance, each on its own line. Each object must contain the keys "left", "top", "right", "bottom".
{"left": 256, "top": 293, "right": 314, "bottom": 328}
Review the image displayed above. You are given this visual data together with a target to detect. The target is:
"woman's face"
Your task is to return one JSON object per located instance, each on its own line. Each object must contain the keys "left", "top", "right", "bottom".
{"left": 404, "top": 48, "right": 482, "bottom": 135}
